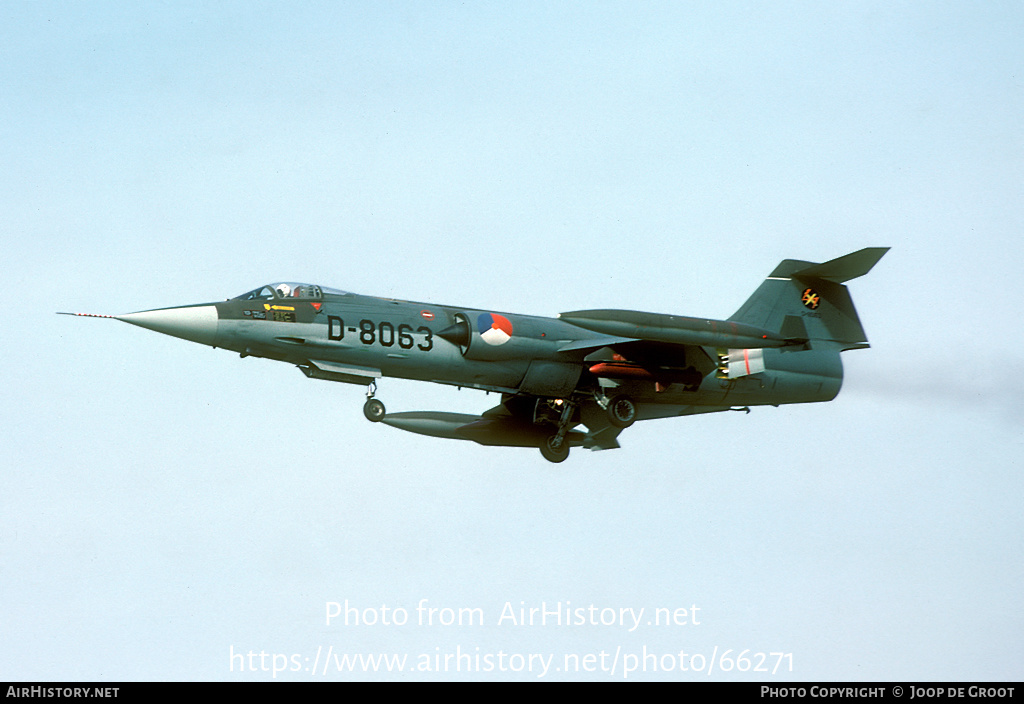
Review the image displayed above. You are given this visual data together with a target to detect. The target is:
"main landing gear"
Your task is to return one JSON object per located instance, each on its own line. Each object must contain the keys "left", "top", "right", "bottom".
{"left": 540, "top": 434, "right": 569, "bottom": 463}
{"left": 604, "top": 394, "right": 637, "bottom": 429}
{"left": 536, "top": 394, "right": 637, "bottom": 463}
{"left": 538, "top": 398, "right": 577, "bottom": 464}
{"left": 363, "top": 380, "right": 386, "bottom": 422}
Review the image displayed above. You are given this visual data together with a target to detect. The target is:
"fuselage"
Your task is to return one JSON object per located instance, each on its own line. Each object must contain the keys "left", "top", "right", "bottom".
{"left": 116, "top": 282, "right": 842, "bottom": 412}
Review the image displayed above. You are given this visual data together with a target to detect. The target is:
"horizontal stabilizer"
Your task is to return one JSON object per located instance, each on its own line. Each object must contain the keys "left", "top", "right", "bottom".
{"left": 784, "top": 247, "right": 889, "bottom": 283}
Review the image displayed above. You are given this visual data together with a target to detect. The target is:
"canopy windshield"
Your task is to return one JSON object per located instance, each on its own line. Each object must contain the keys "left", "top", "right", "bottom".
{"left": 234, "top": 283, "right": 349, "bottom": 301}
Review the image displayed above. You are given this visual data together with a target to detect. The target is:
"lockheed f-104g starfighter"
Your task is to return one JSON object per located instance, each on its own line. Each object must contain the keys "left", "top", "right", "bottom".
{"left": 62, "top": 247, "right": 887, "bottom": 462}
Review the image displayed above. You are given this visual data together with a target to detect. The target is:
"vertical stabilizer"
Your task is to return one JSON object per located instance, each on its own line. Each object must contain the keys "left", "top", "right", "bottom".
{"left": 729, "top": 248, "right": 888, "bottom": 348}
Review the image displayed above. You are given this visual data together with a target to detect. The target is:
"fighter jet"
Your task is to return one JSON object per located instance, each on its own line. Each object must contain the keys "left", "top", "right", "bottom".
{"left": 62, "top": 247, "right": 887, "bottom": 462}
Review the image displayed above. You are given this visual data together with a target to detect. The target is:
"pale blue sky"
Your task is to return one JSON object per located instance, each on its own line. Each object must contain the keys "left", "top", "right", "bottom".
{"left": 2, "top": 2, "right": 1022, "bottom": 681}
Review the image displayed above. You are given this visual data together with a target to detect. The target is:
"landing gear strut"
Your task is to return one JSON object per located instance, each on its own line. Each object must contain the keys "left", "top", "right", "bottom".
{"left": 363, "top": 380, "right": 385, "bottom": 422}
{"left": 538, "top": 399, "right": 576, "bottom": 463}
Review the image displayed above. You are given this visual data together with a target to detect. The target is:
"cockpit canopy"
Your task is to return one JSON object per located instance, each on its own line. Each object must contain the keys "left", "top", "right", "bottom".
{"left": 234, "top": 282, "right": 349, "bottom": 301}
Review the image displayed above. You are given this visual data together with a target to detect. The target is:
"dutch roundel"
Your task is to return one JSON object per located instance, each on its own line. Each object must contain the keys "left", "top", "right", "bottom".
{"left": 477, "top": 313, "right": 513, "bottom": 346}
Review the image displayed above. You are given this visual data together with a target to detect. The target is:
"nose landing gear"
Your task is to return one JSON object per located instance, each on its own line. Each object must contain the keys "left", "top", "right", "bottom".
{"left": 363, "top": 381, "right": 386, "bottom": 422}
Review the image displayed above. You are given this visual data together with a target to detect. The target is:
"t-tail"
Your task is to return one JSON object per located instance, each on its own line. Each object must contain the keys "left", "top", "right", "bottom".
{"left": 729, "top": 247, "right": 889, "bottom": 351}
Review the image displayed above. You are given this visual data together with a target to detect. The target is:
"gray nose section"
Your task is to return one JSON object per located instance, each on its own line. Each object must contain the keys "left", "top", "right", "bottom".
{"left": 117, "top": 305, "right": 219, "bottom": 346}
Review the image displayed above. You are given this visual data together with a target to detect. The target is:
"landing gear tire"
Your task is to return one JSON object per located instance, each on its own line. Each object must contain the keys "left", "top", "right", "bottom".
{"left": 363, "top": 398, "right": 386, "bottom": 422}
{"left": 540, "top": 434, "right": 570, "bottom": 463}
{"left": 606, "top": 394, "right": 637, "bottom": 429}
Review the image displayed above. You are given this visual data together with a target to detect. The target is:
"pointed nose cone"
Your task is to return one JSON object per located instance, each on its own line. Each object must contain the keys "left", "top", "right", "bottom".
{"left": 116, "top": 305, "right": 219, "bottom": 346}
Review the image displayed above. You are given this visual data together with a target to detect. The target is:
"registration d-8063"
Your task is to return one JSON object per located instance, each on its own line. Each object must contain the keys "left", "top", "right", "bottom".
{"left": 327, "top": 316, "right": 433, "bottom": 352}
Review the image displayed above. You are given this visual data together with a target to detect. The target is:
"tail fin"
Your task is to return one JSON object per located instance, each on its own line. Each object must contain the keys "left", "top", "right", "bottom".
{"left": 729, "top": 247, "right": 888, "bottom": 349}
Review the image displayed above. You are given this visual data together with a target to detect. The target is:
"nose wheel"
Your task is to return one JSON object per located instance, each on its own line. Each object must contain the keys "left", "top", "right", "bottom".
{"left": 363, "top": 381, "right": 386, "bottom": 422}
{"left": 363, "top": 398, "right": 385, "bottom": 422}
